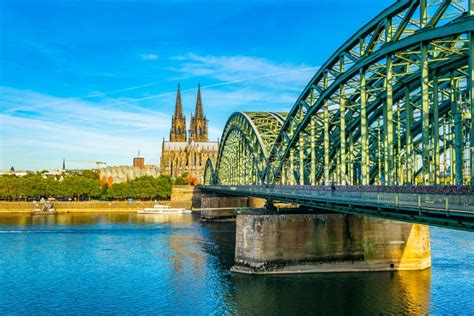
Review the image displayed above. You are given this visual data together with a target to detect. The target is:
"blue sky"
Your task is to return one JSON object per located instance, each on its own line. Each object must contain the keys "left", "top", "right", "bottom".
{"left": 0, "top": 0, "right": 393, "bottom": 171}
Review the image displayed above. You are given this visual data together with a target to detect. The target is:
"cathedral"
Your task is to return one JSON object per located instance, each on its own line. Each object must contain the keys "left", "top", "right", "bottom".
{"left": 160, "top": 84, "right": 219, "bottom": 184}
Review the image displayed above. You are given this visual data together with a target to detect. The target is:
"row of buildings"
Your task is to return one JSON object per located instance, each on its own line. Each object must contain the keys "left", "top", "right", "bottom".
{"left": 99, "top": 84, "right": 219, "bottom": 186}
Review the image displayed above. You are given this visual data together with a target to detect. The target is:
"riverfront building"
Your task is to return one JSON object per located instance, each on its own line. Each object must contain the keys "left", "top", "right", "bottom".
{"left": 100, "top": 152, "right": 160, "bottom": 186}
{"left": 160, "top": 84, "right": 218, "bottom": 183}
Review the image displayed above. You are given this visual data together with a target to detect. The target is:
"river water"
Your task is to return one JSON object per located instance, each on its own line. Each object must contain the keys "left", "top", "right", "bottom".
{"left": 0, "top": 213, "right": 472, "bottom": 315}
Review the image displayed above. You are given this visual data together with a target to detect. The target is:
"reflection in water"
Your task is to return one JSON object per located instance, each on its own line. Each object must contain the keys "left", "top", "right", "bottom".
{"left": 207, "top": 221, "right": 432, "bottom": 315}
{"left": 229, "top": 270, "right": 431, "bottom": 314}
{"left": 137, "top": 213, "right": 194, "bottom": 225}
{"left": 0, "top": 212, "right": 137, "bottom": 227}
{"left": 0, "top": 213, "right": 471, "bottom": 314}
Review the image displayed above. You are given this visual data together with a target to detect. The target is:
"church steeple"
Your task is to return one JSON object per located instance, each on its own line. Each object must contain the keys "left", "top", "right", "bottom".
{"left": 174, "top": 83, "right": 184, "bottom": 118}
{"left": 189, "top": 83, "right": 208, "bottom": 142}
{"left": 195, "top": 83, "right": 204, "bottom": 119}
{"left": 170, "top": 84, "right": 187, "bottom": 142}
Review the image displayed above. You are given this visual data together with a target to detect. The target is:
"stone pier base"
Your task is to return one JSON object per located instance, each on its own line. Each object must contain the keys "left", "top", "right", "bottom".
{"left": 232, "top": 213, "right": 431, "bottom": 274}
{"left": 199, "top": 195, "right": 250, "bottom": 221}
{"left": 200, "top": 196, "right": 249, "bottom": 209}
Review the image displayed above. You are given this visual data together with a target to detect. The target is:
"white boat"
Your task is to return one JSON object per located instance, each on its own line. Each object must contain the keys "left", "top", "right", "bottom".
{"left": 138, "top": 204, "right": 192, "bottom": 214}
{"left": 143, "top": 204, "right": 169, "bottom": 211}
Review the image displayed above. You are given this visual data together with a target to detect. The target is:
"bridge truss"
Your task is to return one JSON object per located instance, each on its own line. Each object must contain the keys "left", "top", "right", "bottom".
{"left": 205, "top": 0, "right": 474, "bottom": 187}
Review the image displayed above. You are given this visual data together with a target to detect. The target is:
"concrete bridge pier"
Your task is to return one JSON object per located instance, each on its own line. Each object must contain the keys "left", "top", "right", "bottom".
{"left": 198, "top": 194, "right": 266, "bottom": 221}
{"left": 232, "top": 213, "right": 431, "bottom": 274}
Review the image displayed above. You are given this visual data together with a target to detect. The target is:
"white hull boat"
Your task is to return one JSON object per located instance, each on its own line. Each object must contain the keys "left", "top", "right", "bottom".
{"left": 138, "top": 204, "right": 191, "bottom": 214}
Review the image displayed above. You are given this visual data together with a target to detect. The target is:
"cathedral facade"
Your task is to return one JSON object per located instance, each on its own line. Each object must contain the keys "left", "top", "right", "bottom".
{"left": 160, "top": 84, "right": 219, "bottom": 184}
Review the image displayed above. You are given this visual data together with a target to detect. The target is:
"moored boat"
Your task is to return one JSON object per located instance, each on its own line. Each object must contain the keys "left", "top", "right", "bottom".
{"left": 138, "top": 204, "right": 191, "bottom": 214}
{"left": 30, "top": 202, "right": 58, "bottom": 215}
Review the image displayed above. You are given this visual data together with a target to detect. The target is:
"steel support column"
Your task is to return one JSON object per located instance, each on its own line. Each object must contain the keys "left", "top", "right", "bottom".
{"left": 310, "top": 116, "right": 316, "bottom": 185}
{"left": 453, "top": 79, "right": 463, "bottom": 185}
{"left": 420, "top": 0, "right": 427, "bottom": 28}
{"left": 360, "top": 70, "right": 369, "bottom": 185}
{"left": 433, "top": 75, "right": 440, "bottom": 184}
{"left": 324, "top": 74, "right": 330, "bottom": 185}
{"left": 340, "top": 59, "right": 347, "bottom": 185}
{"left": 290, "top": 148, "right": 295, "bottom": 185}
{"left": 385, "top": 55, "right": 394, "bottom": 185}
{"left": 378, "top": 119, "right": 382, "bottom": 184}
{"left": 299, "top": 134, "right": 304, "bottom": 185}
{"left": 449, "top": 117, "right": 455, "bottom": 184}
{"left": 421, "top": 43, "right": 431, "bottom": 185}
{"left": 349, "top": 137, "right": 353, "bottom": 185}
{"left": 443, "top": 116, "right": 447, "bottom": 184}
{"left": 405, "top": 87, "right": 413, "bottom": 184}
{"left": 397, "top": 106, "right": 403, "bottom": 184}
{"left": 469, "top": 29, "right": 474, "bottom": 185}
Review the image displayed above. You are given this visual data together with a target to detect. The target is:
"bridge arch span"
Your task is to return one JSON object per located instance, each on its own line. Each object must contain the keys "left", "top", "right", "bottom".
{"left": 265, "top": 0, "right": 474, "bottom": 186}
{"left": 203, "top": 158, "right": 216, "bottom": 185}
{"left": 214, "top": 112, "right": 286, "bottom": 185}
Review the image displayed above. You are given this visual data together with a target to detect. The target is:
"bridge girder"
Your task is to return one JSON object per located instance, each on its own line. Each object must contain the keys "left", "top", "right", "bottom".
{"left": 207, "top": 0, "right": 474, "bottom": 187}
{"left": 209, "top": 112, "right": 286, "bottom": 185}
{"left": 203, "top": 158, "right": 216, "bottom": 185}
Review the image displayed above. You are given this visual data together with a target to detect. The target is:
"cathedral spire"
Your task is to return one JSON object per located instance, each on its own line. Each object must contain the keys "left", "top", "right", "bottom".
{"left": 174, "top": 83, "right": 184, "bottom": 118}
{"left": 189, "top": 83, "right": 208, "bottom": 142}
{"left": 170, "top": 84, "right": 187, "bottom": 142}
{"left": 195, "top": 83, "right": 204, "bottom": 119}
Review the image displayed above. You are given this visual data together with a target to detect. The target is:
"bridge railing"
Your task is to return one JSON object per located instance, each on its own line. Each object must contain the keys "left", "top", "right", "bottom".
{"left": 205, "top": 185, "right": 474, "bottom": 215}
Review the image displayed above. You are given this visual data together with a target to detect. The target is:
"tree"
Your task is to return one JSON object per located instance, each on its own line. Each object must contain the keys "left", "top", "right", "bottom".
{"left": 100, "top": 183, "right": 109, "bottom": 200}
{"left": 155, "top": 175, "right": 172, "bottom": 199}
{"left": 43, "top": 177, "right": 59, "bottom": 198}
{"left": 174, "top": 177, "right": 187, "bottom": 185}
{"left": 0, "top": 176, "right": 17, "bottom": 200}
{"left": 0, "top": 173, "right": 172, "bottom": 201}
{"left": 82, "top": 177, "right": 101, "bottom": 200}
{"left": 81, "top": 170, "right": 99, "bottom": 180}
{"left": 108, "top": 183, "right": 130, "bottom": 199}
{"left": 56, "top": 175, "right": 100, "bottom": 200}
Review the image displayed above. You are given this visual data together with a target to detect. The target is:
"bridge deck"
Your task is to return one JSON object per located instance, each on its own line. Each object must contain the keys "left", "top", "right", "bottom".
{"left": 201, "top": 185, "right": 474, "bottom": 232}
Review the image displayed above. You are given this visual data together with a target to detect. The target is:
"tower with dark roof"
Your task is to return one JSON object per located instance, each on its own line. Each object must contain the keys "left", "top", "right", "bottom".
{"left": 170, "top": 84, "right": 187, "bottom": 142}
{"left": 189, "top": 83, "right": 208, "bottom": 142}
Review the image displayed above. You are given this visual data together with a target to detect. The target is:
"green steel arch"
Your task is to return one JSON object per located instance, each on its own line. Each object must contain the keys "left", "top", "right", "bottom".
{"left": 203, "top": 158, "right": 216, "bottom": 185}
{"left": 266, "top": 0, "right": 474, "bottom": 186}
{"left": 209, "top": 0, "right": 474, "bottom": 187}
{"left": 214, "top": 112, "right": 286, "bottom": 185}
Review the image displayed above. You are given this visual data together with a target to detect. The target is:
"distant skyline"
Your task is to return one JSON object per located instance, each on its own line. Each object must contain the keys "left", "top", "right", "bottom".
{"left": 0, "top": 0, "right": 393, "bottom": 170}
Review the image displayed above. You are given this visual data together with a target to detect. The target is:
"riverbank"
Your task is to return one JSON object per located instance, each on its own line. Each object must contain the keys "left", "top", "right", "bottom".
{"left": 0, "top": 201, "right": 165, "bottom": 213}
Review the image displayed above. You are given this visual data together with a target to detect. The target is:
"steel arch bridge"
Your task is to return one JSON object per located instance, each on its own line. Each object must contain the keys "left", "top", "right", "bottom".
{"left": 204, "top": 112, "right": 287, "bottom": 185}
{"left": 205, "top": 0, "right": 474, "bottom": 189}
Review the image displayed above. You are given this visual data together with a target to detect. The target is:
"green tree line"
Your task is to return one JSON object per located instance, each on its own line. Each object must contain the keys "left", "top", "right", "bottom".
{"left": 0, "top": 173, "right": 174, "bottom": 201}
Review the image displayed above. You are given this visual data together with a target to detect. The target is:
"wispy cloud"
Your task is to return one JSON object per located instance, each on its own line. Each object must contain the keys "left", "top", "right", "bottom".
{"left": 0, "top": 87, "right": 169, "bottom": 170}
{"left": 140, "top": 53, "right": 159, "bottom": 60}
{"left": 0, "top": 87, "right": 168, "bottom": 131}
{"left": 92, "top": 53, "right": 317, "bottom": 108}
{"left": 170, "top": 53, "right": 317, "bottom": 89}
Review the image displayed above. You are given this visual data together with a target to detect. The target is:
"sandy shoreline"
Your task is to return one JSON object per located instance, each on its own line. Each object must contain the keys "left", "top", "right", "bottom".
{"left": 0, "top": 201, "right": 163, "bottom": 213}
